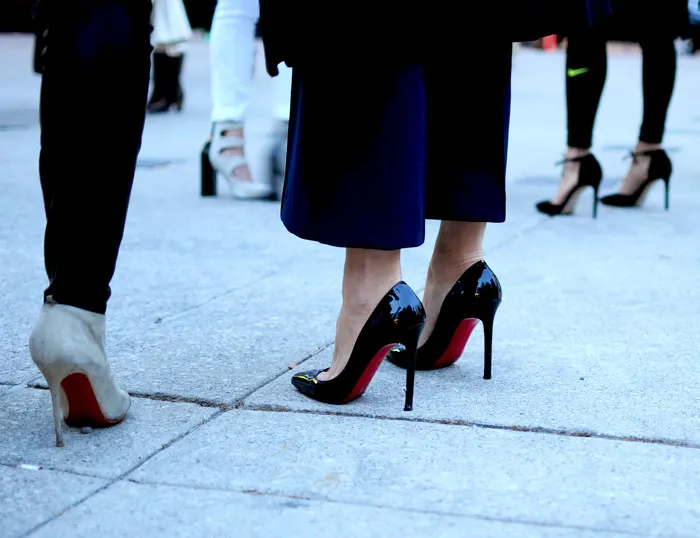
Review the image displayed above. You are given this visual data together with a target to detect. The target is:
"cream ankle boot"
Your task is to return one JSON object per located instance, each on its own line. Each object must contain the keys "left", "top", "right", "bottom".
{"left": 29, "top": 300, "right": 130, "bottom": 447}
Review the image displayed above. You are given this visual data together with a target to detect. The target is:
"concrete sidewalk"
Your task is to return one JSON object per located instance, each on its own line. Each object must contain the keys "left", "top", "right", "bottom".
{"left": 2, "top": 35, "right": 700, "bottom": 537}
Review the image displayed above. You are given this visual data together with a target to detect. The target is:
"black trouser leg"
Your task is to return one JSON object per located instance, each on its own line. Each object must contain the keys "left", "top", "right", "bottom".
{"left": 38, "top": 0, "right": 152, "bottom": 314}
{"left": 566, "top": 31, "right": 608, "bottom": 150}
{"left": 639, "top": 38, "right": 677, "bottom": 144}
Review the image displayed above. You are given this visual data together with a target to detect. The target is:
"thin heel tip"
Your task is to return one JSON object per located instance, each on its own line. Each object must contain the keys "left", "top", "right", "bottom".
{"left": 56, "top": 439, "right": 64, "bottom": 448}
{"left": 404, "top": 404, "right": 413, "bottom": 412}
{"left": 483, "top": 374, "right": 492, "bottom": 380}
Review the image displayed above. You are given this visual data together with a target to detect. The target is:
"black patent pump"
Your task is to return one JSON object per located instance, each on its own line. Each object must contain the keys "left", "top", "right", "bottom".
{"left": 292, "top": 282, "right": 426, "bottom": 410}
{"left": 389, "top": 261, "right": 501, "bottom": 378}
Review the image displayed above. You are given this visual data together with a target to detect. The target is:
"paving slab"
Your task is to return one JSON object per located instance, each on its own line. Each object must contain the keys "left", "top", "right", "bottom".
{"left": 32, "top": 480, "right": 637, "bottom": 538}
{"left": 245, "top": 201, "right": 700, "bottom": 444}
{"left": 0, "top": 465, "right": 107, "bottom": 538}
{"left": 130, "top": 410, "right": 700, "bottom": 537}
{"left": 0, "top": 388, "right": 216, "bottom": 478}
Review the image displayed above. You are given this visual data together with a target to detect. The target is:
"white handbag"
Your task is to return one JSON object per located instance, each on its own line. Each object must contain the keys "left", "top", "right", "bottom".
{"left": 151, "top": 0, "right": 193, "bottom": 48}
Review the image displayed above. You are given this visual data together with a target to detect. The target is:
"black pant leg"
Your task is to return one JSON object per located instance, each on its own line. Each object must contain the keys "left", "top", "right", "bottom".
{"left": 566, "top": 31, "right": 608, "bottom": 149}
{"left": 639, "top": 38, "right": 677, "bottom": 144}
{"left": 38, "top": 0, "right": 152, "bottom": 314}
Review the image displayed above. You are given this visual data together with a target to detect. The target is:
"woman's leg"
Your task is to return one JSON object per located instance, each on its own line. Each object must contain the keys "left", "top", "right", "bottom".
{"left": 420, "top": 39, "right": 510, "bottom": 343}
{"left": 420, "top": 222, "right": 485, "bottom": 345}
{"left": 30, "top": 0, "right": 151, "bottom": 444}
{"left": 617, "top": 38, "right": 677, "bottom": 193}
{"left": 282, "top": 64, "right": 427, "bottom": 382}
{"left": 549, "top": 31, "right": 607, "bottom": 203}
{"left": 319, "top": 249, "right": 402, "bottom": 380}
{"left": 210, "top": 0, "right": 257, "bottom": 123}
{"left": 209, "top": 0, "right": 258, "bottom": 182}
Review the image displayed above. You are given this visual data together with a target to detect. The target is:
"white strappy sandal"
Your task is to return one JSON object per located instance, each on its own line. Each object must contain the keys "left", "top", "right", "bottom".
{"left": 208, "top": 121, "right": 275, "bottom": 200}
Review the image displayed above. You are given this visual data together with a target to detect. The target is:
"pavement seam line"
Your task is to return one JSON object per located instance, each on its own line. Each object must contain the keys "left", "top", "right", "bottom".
{"left": 18, "top": 408, "right": 228, "bottom": 538}
{"left": 150, "top": 268, "right": 283, "bottom": 325}
{"left": 123, "top": 478, "right": 655, "bottom": 537}
{"left": 239, "top": 404, "right": 700, "bottom": 450}
{"left": 150, "top": 250, "right": 308, "bottom": 325}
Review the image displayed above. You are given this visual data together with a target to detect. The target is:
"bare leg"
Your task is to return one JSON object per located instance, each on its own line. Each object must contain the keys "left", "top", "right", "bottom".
{"left": 420, "top": 221, "right": 486, "bottom": 346}
{"left": 318, "top": 249, "right": 402, "bottom": 381}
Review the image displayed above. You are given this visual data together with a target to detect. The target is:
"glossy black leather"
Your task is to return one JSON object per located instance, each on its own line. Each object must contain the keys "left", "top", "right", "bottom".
{"left": 292, "top": 281, "right": 425, "bottom": 407}
{"left": 389, "top": 261, "right": 501, "bottom": 373}
{"left": 536, "top": 153, "right": 603, "bottom": 218}
{"left": 600, "top": 149, "right": 672, "bottom": 209}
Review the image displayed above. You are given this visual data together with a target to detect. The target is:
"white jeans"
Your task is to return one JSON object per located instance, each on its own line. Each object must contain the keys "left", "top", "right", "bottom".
{"left": 209, "top": 0, "right": 292, "bottom": 123}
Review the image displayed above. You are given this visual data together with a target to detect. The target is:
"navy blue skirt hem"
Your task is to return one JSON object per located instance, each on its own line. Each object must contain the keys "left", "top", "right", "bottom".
{"left": 282, "top": 45, "right": 512, "bottom": 250}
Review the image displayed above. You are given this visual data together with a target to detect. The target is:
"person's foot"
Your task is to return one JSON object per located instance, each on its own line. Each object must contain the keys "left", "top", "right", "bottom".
{"left": 29, "top": 300, "right": 130, "bottom": 447}
{"left": 220, "top": 127, "right": 253, "bottom": 182}
{"left": 549, "top": 147, "right": 591, "bottom": 205}
{"left": 319, "top": 273, "right": 402, "bottom": 382}
{"left": 618, "top": 142, "right": 662, "bottom": 195}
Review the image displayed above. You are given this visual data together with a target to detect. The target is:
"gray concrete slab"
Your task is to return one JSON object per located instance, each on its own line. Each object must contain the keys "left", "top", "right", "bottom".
{"left": 130, "top": 410, "right": 700, "bottom": 537}
{"left": 32, "top": 480, "right": 637, "bottom": 538}
{"left": 0, "top": 388, "right": 216, "bottom": 478}
{"left": 0, "top": 465, "right": 107, "bottom": 538}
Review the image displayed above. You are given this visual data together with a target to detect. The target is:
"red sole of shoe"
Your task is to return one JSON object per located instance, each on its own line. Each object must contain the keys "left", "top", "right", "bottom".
{"left": 61, "top": 373, "right": 123, "bottom": 428}
{"left": 432, "top": 318, "right": 480, "bottom": 369}
{"left": 344, "top": 343, "right": 399, "bottom": 403}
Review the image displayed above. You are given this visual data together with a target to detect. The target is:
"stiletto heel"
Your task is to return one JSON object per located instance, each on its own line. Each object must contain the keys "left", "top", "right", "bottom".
{"left": 592, "top": 185, "right": 599, "bottom": 219}
{"left": 402, "top": 323, "right": 423, "bottom": 412}
{"left": 480, "top": 301, "right": 500, "bottom": 380}
{"left": 201, "top": 139, "right": 216, "bottom": 196}
{"left": 29, "top": 301, "right": 131, "bottom": 446}
{"left": 536, "top": 154, "right": 603, "bottom": 217}
{"left": 600, "top": 149, "right": 673, "bottom": 209}
{"left": 292, "top": 282, "right": 426, "bottom": 407}
{"left": 50, "top": 384, "right": 64, "bottom": 447}
{"left": 389, "top": 261, "right": 501, "bottom": 372}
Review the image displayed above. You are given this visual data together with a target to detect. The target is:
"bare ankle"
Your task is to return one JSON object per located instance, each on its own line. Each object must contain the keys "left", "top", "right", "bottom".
{"left": 429, "top": 221, "right": 486, "bottom": 284}
{"left": 341, "top": 249, "right": 402, "bottom": 312}
{"left": 566, "top": 147, "right": 591, "bottom": 159}
{"left": 427, "top": 253, "right": 483, "bottom": 286}
{"left": 635, "top": 141, "right": 661, "bottom": 153}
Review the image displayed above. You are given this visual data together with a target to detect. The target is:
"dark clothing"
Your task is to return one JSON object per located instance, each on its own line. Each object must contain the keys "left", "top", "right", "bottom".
{"left": 566, "top": 32, "right": 677, "bottom": 149}
{"left": 607, "top": 0, "right": 690, "bottom": 40}
{"left": 281, "top": 42, "right": 513, "bottom": 250}
{"left": 36, "top": 0, "right": 152, "bottom": 314}
{"left": 259, "top": 0, "right": 614, "bottom": 76}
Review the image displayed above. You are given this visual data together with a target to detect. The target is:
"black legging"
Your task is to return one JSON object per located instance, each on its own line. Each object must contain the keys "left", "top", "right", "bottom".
{"left": 566, "top": 32, "right": 677, "bottom": 149}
